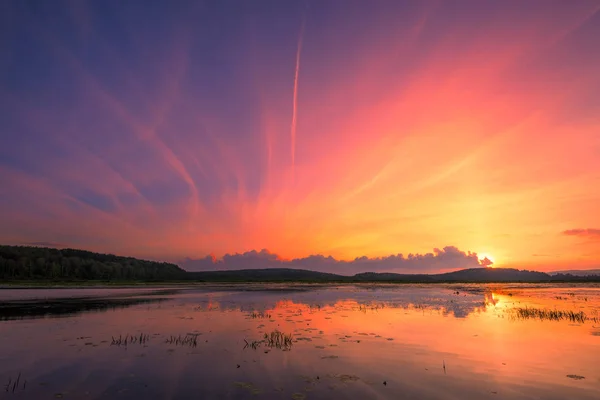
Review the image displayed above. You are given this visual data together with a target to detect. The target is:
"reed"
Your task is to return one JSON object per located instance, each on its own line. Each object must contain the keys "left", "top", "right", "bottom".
{"left": 356, "top": 303, "right": 385, "bottom": 313}
{"left": 166, "top": 333, "right": 199, "bottom": 347}
{"left": 264, "top": 330, "right": 293, "bottom": 349}
{"left": 249, "top": 311, "right": 271, "bottom": 319}
{"left": 111, "top": 333, "right": 150, "bottom": 346}
{"left": 4, "top": 373, "right": 25, "bottom": 393}
{"left": 244, "top": 330, "right": 293, "bottom": 350}
{"left": 512, "top": 307, "right": 598, "bottom": 323}
{"left": 243, "top": 338, "right": 263, "bottom": 350}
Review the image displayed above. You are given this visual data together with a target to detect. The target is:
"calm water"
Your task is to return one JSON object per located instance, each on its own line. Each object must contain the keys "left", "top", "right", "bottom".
{"left": 0, "top": 284, "right": 599, "bottom": 399}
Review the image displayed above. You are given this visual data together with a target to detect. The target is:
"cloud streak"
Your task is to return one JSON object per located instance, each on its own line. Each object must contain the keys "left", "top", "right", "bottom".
{"left": 290, "top": 13, "right": 305, "bottom": 173}
{"left": 563, "top": 229, "right": 600, "bottom": 238}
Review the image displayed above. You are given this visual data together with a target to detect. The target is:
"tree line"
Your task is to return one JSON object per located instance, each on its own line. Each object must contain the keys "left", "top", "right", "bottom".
{"left": 2, "top": 245, "right": 599, "bottom": 283}
{"left": 0, "top": 245, "right": 185, "bottom": 281}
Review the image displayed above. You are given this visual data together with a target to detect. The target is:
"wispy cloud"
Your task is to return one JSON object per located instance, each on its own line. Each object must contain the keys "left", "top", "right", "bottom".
{"left": 290, "top": 12, "right": 305, "bottom": 174}
{"left": 562, "top": 229, "right": 600, "bottom": 238}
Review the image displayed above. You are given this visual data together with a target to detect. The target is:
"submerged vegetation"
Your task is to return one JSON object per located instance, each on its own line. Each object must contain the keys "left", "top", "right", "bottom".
{"left": 512, "top": 307, "right": 598, "bottom": 324}
{"left": 111, "top": 333, "right": 150, "bottom": 346}
{"left": 166, "top": 333, "right": 200, "bottom": 347}
{"left": 244, "top": 330, "right": 293, "bottom": 351}
{"left": 355, "top": 303, "right": 385, "bottom": 313}
{"left": 248, "top": 311, "right": 272, "bottom": 319}
{"left": 265, "top": 330, "right": 293, "bottom": 348}
{"left": 4, "top": 372, "right": 26, "bottom": 393}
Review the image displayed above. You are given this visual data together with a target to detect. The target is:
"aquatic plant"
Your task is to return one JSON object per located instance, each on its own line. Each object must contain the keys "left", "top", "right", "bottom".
{"left": 248, "top": 311, "right": 271, "bottom": 319}
{"left": 512, "top": 307, "right": 598, "bottom": 324}
{"left": 355, "top": 303, "right": 385, "bottom": 313}
{"left": 4, "top": 372, "right": 26, "bottom": 393}
{"left": 111, "top": 333, "right": 150, "bottom": 346}
{"left": 166, "top": 333, "right": 199, "bottom": 347}
{"left": 264, "top": 330, "right": 293, "bottom": 349}
{"left": 243, "top": 339, "right": 263, "bottom": 350}
{"left": 244, "top": 330, "right": 293, "bottom": 350}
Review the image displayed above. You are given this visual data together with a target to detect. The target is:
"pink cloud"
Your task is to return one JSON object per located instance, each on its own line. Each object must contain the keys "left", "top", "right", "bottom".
{"left": 180, "top": 246, "right": 489, "bottom": 275}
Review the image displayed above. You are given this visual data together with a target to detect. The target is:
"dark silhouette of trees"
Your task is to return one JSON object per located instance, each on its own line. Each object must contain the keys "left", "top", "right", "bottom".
{"left": 0, "top": 246, "right": 185, "bottom": 281}
{"left": 1, "top": 245, "right": 599, "bottom": 283}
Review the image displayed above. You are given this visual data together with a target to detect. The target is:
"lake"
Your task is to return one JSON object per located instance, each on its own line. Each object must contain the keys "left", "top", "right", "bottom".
{"left": 1, "top": 284, "right": 599, "bottom": 399}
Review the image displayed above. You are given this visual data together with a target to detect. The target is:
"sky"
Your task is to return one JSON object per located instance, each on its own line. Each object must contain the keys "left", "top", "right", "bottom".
{"left": 1, "top": 0, "right": 599, "bottom": 273}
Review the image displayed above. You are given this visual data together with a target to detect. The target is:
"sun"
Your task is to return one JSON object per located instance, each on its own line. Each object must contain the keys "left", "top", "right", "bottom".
{"left": 478, "top": 253, "right": 495, "bottom": 267}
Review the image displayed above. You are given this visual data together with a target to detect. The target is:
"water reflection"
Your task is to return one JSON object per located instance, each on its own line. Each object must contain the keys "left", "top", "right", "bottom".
{"left": 2, "top": 284, "right": 600, "bottom": 324}
{"left": 0, "top": 296, "right": 168, "bottom": 321}
{"left": 0, "top": 284, "right": 598, "bottom": 399}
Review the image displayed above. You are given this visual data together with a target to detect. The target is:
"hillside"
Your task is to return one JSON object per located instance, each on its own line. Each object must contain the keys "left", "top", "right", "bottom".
{"left": 434, "top": 268, "right": 551, "bottom": 282}
{"left": 186, "top": 268, "right": 343, "bottom": 282}
{"left": 190, "top": 267, "right": 599, "bottom": 283}
{"left": 550, "top": 269, "right": 600, "bottom": 277}
{"left": 0, "top": 245, "right": 186, "bottom": 281}
{"left": 344, "top": 268, "right": 551, "bottom": 282}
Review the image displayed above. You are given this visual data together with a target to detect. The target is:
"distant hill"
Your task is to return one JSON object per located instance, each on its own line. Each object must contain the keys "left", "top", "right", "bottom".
{"left": 188, "top": 267, "right": 583, "bottom": 283}
{"left": 550, "top": 269, "right": 600, "bottom": 277}
{"left": 187, "top": 268, "right": 343, "bottom": 282}
{"left": 2, "top": 245, "right": 599, "bottom": 283}
{"left": 343, "top": 268, "right": 551, "bottom": 283}
{"left": 433, "top": 268, "right": 551, "bottom": 282}
{"left": 190, "top": 267, "right": 600, "bottom": 283}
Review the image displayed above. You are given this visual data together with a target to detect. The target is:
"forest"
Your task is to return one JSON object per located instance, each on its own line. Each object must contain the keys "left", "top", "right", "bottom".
{"left": 0, "top": 245, "right": 185, "bottom": 281}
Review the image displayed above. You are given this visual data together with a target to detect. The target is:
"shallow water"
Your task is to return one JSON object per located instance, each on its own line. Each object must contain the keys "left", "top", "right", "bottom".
{"left": 0, "top": 284, "right": 599, "bottom": 399}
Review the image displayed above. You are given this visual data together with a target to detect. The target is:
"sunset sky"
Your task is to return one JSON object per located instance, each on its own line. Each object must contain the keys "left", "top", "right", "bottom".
{"left": 1, "top": 1, "right": 599, "bottom": 273}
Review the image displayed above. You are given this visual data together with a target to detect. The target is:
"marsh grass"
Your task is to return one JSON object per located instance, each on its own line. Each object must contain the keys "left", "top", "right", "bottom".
{"left": 243, "top": 339, "right": 263, "bottom": 350}
{"left": 166, "top": 333, "right": 199, "bottom": 347}
{"left": 512, "top": 307, "right": 598, "bottom": 324}
{"left": 265, "top": 330, "right": 293, "bottom": 348}
{"left": 248, "top": 311, "right": 271, "bottom": 319}
{"left": 111, "top": 333, "right": 150, "bottom": 346}
{"left": 355, "top": 303, "right": 385, "bottom": 313}
{"left": 244, "top": 330, "right": 293, "bottom": 350}
{"left": 4, "top": 372, "right": 25, "bottom": 393}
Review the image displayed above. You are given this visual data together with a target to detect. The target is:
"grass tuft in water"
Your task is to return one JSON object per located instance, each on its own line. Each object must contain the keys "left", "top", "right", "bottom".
{"left": 512, "top": 307, "right": 598, "bottom": 324}
{"left": 244, "top": 330, "right": 293, "bottom": 351}
{"left": 111, "top": 333, "right": 150, "bottom": 346}
{"left": 249, "top": 311, "right": 271, "bottom": 319}
{"left": 166, "top": 333, "right": 199, "bottom": 347}
{"left": 265, "top": 330, "right": 293, "bottom": 349}
{"left": 4, "top": 372, "right": 26, "bottom": 393}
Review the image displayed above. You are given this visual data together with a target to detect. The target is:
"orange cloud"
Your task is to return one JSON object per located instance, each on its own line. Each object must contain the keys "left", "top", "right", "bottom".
{"left": 563, "top": 229, "right": 600, "bottom": 238}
